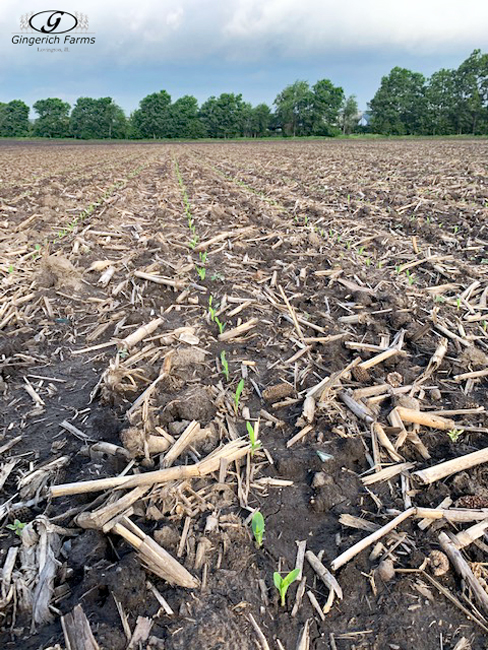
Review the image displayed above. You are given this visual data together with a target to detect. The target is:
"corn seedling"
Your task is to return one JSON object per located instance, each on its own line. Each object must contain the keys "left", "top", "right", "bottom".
{"left": 357, "top": 246, "right": 365, "bottom": 256}
{"left": 456, "top": 297, "right": 461, "bottom": 310}
{"left": 211, "top": 272, "right": 225, "bottom": 282}
{"left": 208, "top": 296, "right": 216, "bottom": 321}
{"left": 246, "top": 421, "right": 261, "bottom": 455}
{"left": 189, "top": 234, "right": 199, "bottom": 249}
{"left": 6, "top": 519, "right": 26, "bottom": 537}
{"left": 273, "top": 568, "right": 300, "bottom": 607}
{"left": 453, "top": 225, "right": 459, "bottom": 234}
{"left": 447, "top": 428, "right": 464, "bottom": 442}
{"left": 215, "top": 317, "right": 225, "bottom": 335}
{"left": 234, "top": 378, "right": 245, "bottom": 414}
{"left": 365, "top": 257, "right": 371, "bottom": 267}
{"left": 195, "top": 265, "right": 206, "bottom": 281}
{"left": 220, "top": 350, "right": 229, "bottom": 381}
{"left": 199, "top": 251, "right": 208, "bottom": 265}
{"left": 405, "top": 270, "right": 415, "bottom": 285}
{"left": 251, "top": 511, "right": 265, "bottom": 548}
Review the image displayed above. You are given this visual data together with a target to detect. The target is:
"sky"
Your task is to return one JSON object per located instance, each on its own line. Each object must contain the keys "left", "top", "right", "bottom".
{"left": 1, "top": 0, "right": 488, "bottom": 115}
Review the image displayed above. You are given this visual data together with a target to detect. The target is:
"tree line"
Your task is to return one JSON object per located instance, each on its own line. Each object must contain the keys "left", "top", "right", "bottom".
{"left": 0, "top": 50, "right": 486, "bottom": 139}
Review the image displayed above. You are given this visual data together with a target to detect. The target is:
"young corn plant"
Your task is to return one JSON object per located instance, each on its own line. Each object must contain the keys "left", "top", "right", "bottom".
{"left": 246, "top": 421, "right": 261, "bottom": 455}
{"left": 273, "top": 568, "right": 300, "bottom": 607}
{"left": 195, "top": 265, "right": 206, "bottom": 281}
{"left": 208, "top": 296, "right": 216, "bottom": 322}
{"left": 215, "top": 317, "right": 225, "bottom": 335}
{"left": 220, "top": 350, "right": 230, "bottom": 381}
{"left": 251, "top": 511, "right": 265, "bottom": 548}
{"left": 234, "top": 378, "right": 245, "bottom": 414}
{"left": 405, "top": 270, "right": 415, "bottom": 286}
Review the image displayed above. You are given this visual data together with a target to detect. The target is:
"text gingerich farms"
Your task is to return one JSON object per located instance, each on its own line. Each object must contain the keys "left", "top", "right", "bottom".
{"left": 12, "top": 35, "right": 95, "bottom": 45}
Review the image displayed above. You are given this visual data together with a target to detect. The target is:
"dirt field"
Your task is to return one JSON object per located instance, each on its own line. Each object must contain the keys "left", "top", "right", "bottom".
{"left": 2, "top": 139, "right": 488, "bottom": 650}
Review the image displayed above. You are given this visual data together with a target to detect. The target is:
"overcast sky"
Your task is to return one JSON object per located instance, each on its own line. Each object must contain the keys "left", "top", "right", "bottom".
{"left": 1, "top": 0, "right": 487, "bottom": 114}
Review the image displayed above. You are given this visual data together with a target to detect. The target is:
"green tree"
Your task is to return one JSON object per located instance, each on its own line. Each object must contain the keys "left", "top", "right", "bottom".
{"left": 251, "top": 103, "right": 271, "bottom": 137}
{"left": 199, "top": 93, "right": 247, "bottom": 138}
{"left": 170, "top": 95, "right": 205, "bottom": 138}
{"left": 273, "top": 80, "right": 314, "bottom": 136}
{"left": 312, "top": 79, "right": 345, "bottom": 135}
{"left": 70, "top": 97, "right": 127, "bottom": 139}
{"left": 33, "top": 98, "right": 70, "bottom": 138}
{"left": 338, "top": 95, "right": 359, "bottom": 134}
{"left": 455, "top": 49, "right": 488, "bottom": 134}
{"left": 0, "top": 100, "right": 30, "bottom": 137}
{"left": 369, "top": 67, "right": 427, "bottom": 134}
{"left": 131, "top": 90, "right": 172, "bottom": 138}
{"left": 424, "top": 69, "right": 457, "bottom": 135}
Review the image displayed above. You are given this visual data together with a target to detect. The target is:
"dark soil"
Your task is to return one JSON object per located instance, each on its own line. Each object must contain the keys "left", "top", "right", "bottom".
{"left": 1, "top": 140, "right": 488, "bottom": 650}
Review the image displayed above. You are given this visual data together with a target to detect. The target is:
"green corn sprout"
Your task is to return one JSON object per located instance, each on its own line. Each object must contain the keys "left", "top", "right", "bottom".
{"left": 199, "top": 251, "right": 208, "bottom": 265}
{"left": 234, "top": 378, "right": 245, "bottom": 414}
{"left": 365, "top": 257, "right": 371, "bottom": 267}
{"left": 195, "top": 265, "right": 206, "bottom": 281}
{"left": 220, "top": 350, "right": 229, "bottom": 381}
{"left": 453, "top": 225, "right": 459, "bottom": 234}
{"left": 251, "top": 511, "right": 265, "bottom": 547}
{"left": 357, "top": 246, "right": 365, "bottom": 255}
{"left": 189, "top": 234, "right": 199, "bottom": 249}
{"left": 246, "top": 421, "right": 261, "bottom": 455}
{"left": 208, "top": 296, "right": 216, "bottom": 321}
{"left": 273, "top": 568, "right": 300, "bottom": 607}
{"left": 405, "top": 270, "right": 415, "bottom": 285}
{"left": 215, "top": 317, "right": 225, "bottom": 335}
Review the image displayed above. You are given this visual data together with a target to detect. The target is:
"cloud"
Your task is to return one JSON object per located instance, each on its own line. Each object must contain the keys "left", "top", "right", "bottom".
{"left": 221, "top": 0, "right": 488, "bottom": 58}
{"left": 0, "top": 0, "right": 487, "bottom": 71}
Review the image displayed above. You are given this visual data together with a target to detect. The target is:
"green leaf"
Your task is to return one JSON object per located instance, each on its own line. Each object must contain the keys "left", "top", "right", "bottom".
{"left": 282, "top": 567, "right": 300, "bottom": 588}
{"left": 251, "top": 511, "right": 265, "bottom": 547}
{"left": 273, "top": 572, "right": 282, "bottom": 590}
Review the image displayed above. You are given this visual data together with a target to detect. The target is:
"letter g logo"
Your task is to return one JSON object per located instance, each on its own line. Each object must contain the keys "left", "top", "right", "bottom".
{"left": 29, "top": 11, "right": 78, "bottom": 34}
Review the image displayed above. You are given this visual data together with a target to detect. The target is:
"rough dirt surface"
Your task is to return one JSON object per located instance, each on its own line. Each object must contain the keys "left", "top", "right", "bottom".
{"left": 1, "top": 139, "right": 488, "bottom": 650}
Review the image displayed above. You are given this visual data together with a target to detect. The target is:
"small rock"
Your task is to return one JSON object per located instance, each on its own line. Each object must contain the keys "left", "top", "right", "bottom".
{"left": 262, "top": 382, "right": 294, "bottom": 403}
{"left": 311, "top": 472, "right": 328, "bottom": 488}
{"left": 377, "top": 558, "right": 395, "bottom": 582}
{"left": 430, "top": 387, "right": 442, "bottom": 401}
